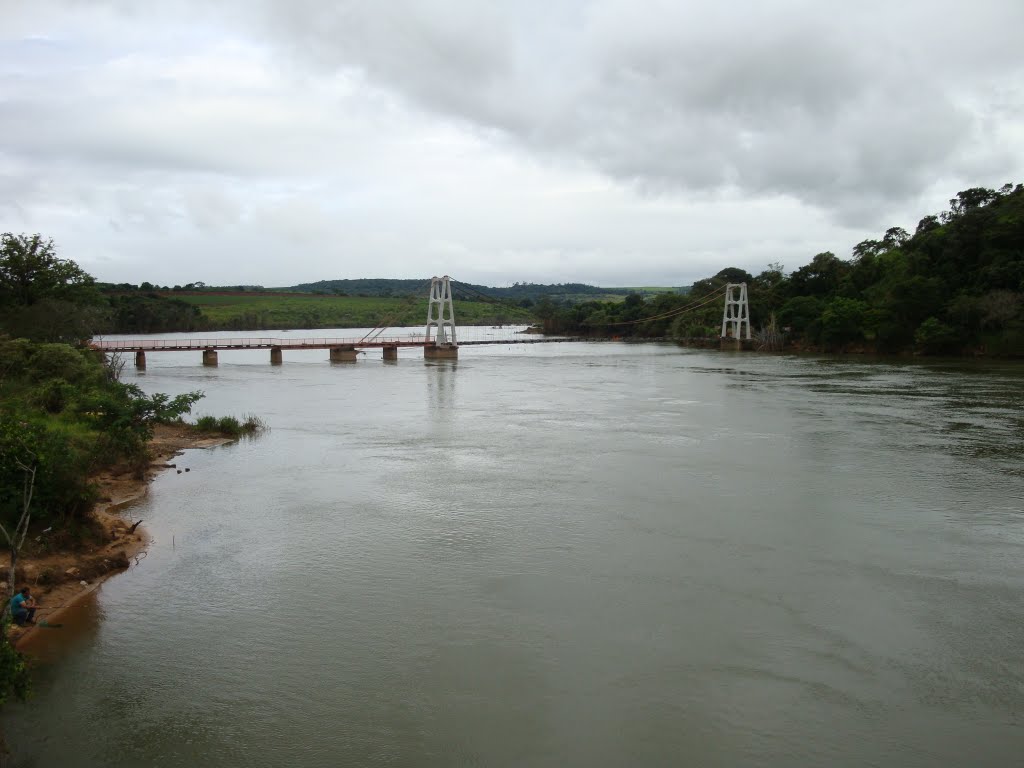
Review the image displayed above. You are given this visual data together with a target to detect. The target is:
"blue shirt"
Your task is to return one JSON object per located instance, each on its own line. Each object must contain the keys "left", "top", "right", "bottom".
{"left": 10, "top": 594, "right": 27, "bottom": 613}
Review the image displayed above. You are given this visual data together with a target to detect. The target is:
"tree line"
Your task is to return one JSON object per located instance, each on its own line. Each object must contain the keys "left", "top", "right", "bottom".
{"left": 535, "top": 184, "right": 1024, "bottom": 356}
{"left": 0, "top": 234, "right": 205, "bottom": 338}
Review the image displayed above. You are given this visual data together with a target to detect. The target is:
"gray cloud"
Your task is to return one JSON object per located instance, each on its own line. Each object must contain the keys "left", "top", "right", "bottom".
{"left": 1, "top": 1, "right": 1023, "bottom": 287}
{"left": 231, "top": 0, "right": 1023, "bottom": 220}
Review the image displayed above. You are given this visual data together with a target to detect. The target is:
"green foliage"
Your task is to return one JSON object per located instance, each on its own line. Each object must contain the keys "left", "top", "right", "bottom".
{"left": 0, "top": 234, "right": 107, "bottom": 342}
{"left": 0, "top": 340, "right": 205, "bottom": 528}
{"left": 166, "top": 293, "right": 531, "bottom": 330}
{"left": 914, "top": 317, "right": 961, "bottom": 354}
{"left": 0, "top": 234, "right": 99, "bottom": 307}
{"left": 286, "top": 278, "right": 684, "bottom": 304}
{"left": 217, "top": 416, "right": 242, "bottom": 435}
{"left": 194, "top": 413, "right": 267, "bottom": 437}
{"left": 20, "top": 344, "right": 100, "bottom": 386}
{"left": 1, "top": 299, "right": 109, "bottom": 345}
{"left": 78, "top": 384, "right": 204, "bottom": 460}
{"left": 535, "top": 183, "right": 1024, "bottom": 356}
{"left": 820, "top": 298, "right": 868, "bottom": 348}
{"left": 0, "top": 415, "right": 94, "bottom": 527}
{"left": 778, "top": 296, "right": 824, "bottom": 337}
{"left": 106, "top": 293, "right": 204, "bottom": 333}
{"left": 195, "top": 415, "right": 219, "bottom": 431}
{"left": 0, "top": 617, "right": 30, "bottom": 706}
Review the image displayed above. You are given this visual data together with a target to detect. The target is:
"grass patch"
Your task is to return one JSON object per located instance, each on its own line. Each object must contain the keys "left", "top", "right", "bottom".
{"left": 168, "top": 293, "right": 533, "bottom": 330}
{"left": 194, "top": 413, "right": 268, "bottom": 438}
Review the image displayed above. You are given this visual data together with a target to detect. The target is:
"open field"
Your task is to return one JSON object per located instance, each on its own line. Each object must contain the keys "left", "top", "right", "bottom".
{"left": 168, "top": 292, "right": 533, "bottom": 330}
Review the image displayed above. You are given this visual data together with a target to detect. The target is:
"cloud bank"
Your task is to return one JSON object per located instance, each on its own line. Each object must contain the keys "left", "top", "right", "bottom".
{"left": 1, "top": 1, "right": 1022, "bottom": 286}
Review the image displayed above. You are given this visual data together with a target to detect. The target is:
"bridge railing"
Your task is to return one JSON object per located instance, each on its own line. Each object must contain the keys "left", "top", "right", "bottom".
{"left": 91, "top": 336, "right": 430, "bottom": 350}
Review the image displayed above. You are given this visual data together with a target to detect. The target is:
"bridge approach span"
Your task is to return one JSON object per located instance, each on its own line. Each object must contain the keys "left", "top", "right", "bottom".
{"left": 90, "top": 335, "right": 590, "bottom": 367}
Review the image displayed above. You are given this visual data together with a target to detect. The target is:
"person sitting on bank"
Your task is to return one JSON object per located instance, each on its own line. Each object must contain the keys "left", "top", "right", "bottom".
{"left": 10, "top": 587, "right": 36, "bottom": 626}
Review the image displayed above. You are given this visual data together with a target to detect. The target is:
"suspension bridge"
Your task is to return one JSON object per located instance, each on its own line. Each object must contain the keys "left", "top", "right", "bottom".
{"left": 89, "top": 277, "right": 752, "bottom": 367}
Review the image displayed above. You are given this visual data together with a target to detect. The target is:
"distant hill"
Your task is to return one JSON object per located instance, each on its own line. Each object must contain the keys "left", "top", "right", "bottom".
{"left": 283, "top": 279, "right": 689, "bottom": 304}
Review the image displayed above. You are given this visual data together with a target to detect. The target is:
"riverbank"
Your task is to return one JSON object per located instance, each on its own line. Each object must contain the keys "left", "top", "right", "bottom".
{"left": 6, "top": 423, "right": 231, "bottom": 647}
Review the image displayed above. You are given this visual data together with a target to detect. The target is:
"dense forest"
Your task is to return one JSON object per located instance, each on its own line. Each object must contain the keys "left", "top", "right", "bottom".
{"left": 537, "top": 184, "right": 1024, "bottom": 356}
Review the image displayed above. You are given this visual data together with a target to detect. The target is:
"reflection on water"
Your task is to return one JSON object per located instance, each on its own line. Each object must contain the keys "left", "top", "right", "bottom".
{"left": 427, "top": 360, "right": 457, "bottom": 421}
{"left": 18, "top": 592, "right": 103, "bottom": 664}
{"left": 6, "top": 343, "right": 1024, "bottom": 767}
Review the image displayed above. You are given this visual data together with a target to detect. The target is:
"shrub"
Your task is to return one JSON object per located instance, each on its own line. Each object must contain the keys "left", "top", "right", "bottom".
{"left": 26, "top": 344, "right": 96, "bottom": 385}
{"left": 240, "top": 414, "right": 267, "bottom": 434}
{"left": 216, "top": 416, "right": 242, "bottom": 436}
{"left": 30, "top": 380, "right": 75, "bottom": 414}
{"left": 0, "top": 414, "right": 95, "bottom": 527}
{"left": 820, "top": 297, "right": 868, "bottom": 347}
{"left": 914, "top": 317, "right": 961, "bottom": 354}
{"left": 195, "top": 415, "right": 219, "bottom": 432}
{"left": 194, "top": 413, "right": 267, "bottom": 437}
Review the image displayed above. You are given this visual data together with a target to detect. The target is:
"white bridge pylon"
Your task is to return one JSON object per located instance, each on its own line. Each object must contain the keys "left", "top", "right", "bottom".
{"left": 721, "top": 282, "right": 751, "bottom": 340}
{"left": 426, "top": 275, "right": 457, "bottom": 345}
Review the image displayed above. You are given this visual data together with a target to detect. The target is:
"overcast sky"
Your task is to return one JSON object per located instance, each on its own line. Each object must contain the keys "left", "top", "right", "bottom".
{"left": 2, "top": 1, "right": 1022, "bottom": 288}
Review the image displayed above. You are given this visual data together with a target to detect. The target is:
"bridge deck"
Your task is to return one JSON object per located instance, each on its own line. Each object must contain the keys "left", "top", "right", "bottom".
{"left": 90, "top": 336, "right": 588, "bottom": 352}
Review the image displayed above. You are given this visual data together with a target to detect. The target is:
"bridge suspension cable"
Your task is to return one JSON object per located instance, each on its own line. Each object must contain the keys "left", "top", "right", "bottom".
{"left": 358, "top": 279, "right": 433, "bottom": 343}
{"left": 602, "top": 287, "right": 728, "bottom": 326}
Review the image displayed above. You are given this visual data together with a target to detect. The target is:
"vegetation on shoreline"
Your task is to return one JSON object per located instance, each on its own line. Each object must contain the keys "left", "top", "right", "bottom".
{"left": 194, "top": 414, "right": 267, "bottom": 437}
{"left": 87, "top": 289, "right": 534, "bottom": 333}
{"left": 535, "top": 184, "right": 1024, "bottom": 356}
{"left": 0, "top": 239, "right": 271, "bottom": 722}
{"left": 6, "top": 181, "right": 1021, "bottom": 354}
{"left": 0, "top": 337, "right": 204, "bottom": 722}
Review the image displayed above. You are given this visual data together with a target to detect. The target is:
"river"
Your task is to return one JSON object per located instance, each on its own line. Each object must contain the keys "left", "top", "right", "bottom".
{"left": 7, "top": 330, "right": 1024, "bottom": 766}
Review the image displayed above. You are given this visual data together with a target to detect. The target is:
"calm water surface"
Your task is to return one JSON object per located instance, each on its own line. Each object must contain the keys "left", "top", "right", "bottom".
{"left": 7, "top": 331, "right": 1024, "bottom": 766}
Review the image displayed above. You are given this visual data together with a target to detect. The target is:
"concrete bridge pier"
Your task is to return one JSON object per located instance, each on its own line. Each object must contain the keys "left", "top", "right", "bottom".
{"left": 134, "top": 350, "right": 146, "bottom": 369}
{"left": 330, "top": 346, "right": 359, "bottom": 362}
{"left": 270, "top": 347, "right": 283, "bottom": 365}
{"left": 424, "top": 344, "right": 458, "bottom": 360}
{"left": 202, "top": 348, "right": 218, "bottom": 366}
{"left": 720, "top": 338, "right": 742, "bottom": 351}
{"left": 382, "top": 346, "right": 398, "bottom": 361}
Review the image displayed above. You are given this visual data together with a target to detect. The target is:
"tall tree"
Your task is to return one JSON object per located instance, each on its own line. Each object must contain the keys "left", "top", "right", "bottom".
{"left": 0, "top": 234, "right": 107, "bottom": 343}
{"left": 0, "top": 234, "right": 98, "bottom": 307}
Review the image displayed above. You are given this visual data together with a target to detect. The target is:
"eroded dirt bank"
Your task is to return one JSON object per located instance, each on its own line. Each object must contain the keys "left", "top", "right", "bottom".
{"left": 6, "top": 424, "right": 230, "bottom": 646}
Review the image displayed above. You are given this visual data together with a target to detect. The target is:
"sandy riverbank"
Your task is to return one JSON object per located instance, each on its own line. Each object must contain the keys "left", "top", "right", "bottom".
{"left": 6, "top": 423, "right": 231, "bottom": 647}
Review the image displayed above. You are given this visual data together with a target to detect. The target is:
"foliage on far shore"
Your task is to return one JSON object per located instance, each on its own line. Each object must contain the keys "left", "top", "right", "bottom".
{"left": 0, "top": 233, "right": 535, "bottom": 337}
{"left": 163, "top": 293, "right": 532, "bottom": 331}
{"left": 536, "top": 184, "right": 1024, "bottom": 356}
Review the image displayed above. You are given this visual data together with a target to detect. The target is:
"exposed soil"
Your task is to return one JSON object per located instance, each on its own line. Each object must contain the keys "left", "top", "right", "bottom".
{"left": 5, "top": 423, "right": 231, "bottom": 646}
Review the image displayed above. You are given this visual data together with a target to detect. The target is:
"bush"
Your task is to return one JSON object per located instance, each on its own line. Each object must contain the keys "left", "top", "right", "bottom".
{"left": 26, "top": 344, "right": 97, "bottom": 385}
{"left": 240, "top": 414, "right": 267, "bottom": 434}
{"left": 217, "top": 416, "right": 242, "bottom": 436}
{"left": 915, "top": 317, "right": 961, "bottom": 354}
{"left": 0, "top": 617, "right": 30, "bottom": 706}
{"left": 820, "top": 297, "right": 868, "bottom": 347}
{"left": 30, "top": 380, "right": 75, "bottom": 414}
{"left": 777, "top": 296, "right": 824, "bottom": 338}
{"left": 0, "top": 414, "right": 95, "bottom": 527}
{"left": 195, "top": 415, "right": 219, "bottom": 431}
{"left": 194, "top": 413, "right": 267, "bottom": 437}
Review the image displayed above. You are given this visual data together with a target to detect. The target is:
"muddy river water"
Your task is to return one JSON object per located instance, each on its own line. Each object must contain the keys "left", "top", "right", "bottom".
{"left": 7, "top": 331, "right": 1024, "bottom": 766}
